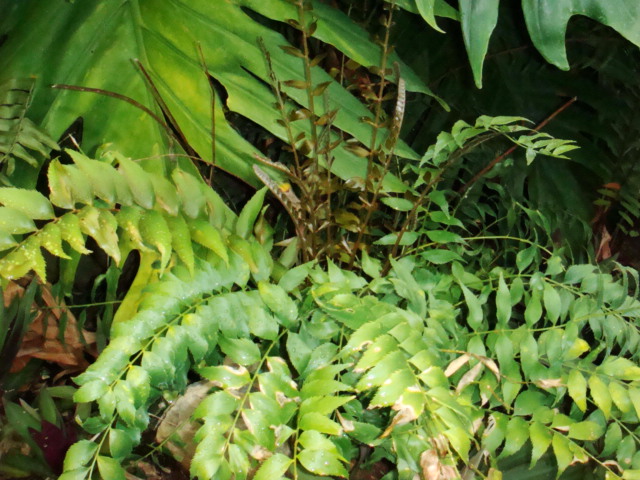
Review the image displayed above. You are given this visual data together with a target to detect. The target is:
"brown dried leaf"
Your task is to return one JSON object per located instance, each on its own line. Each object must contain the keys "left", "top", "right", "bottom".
{"left": 478, "top": 356, "right": 500, "bottom": 380}
{"left": 155, "top": 380, "right": 214, "bottom": 469}
{"left": 456, "top": 362, "right": 483, "bottom": 393}
{"left": 420, "top": 450, "right": 441, "bottom": 480}
{"left": 444, "top": 353, "right": 470, "bottom": 377}
{"left": 380, "top": 406, "right": 417, "bottom": 438}
{"left": 9, "top": 281, "right": 95, "bottom": 374}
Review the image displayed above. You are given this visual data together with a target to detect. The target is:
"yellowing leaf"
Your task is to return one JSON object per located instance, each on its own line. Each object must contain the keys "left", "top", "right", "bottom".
{"left": 165, "top": 213, "right": 194, "bottom": 275}
{"left": 0, "top": 206, "right": 36, "bottom": 234}
{"left": 69, "top": 149, "right": 131, "bottom": 206}
{"left": 47, "top": 159, "right": 78, "bottom": 209}
{"left": 588, "top": 375, "right": 612, "bottom": 419}
{"left": 0, "top": 188, "right": 54, "bottom": 220}
{"left": 552, "top": 433, "right": 573, "bottom": 475}
{"left": 150, "top": 175, "right": 180, "bottom": 216}
{"left": 568, "top": 421, "right": 604, "bottom": 441}
{"left": 38, "top": 223, "right": 70, "bottom": 259}
{"left": 567, "top": 370, "right": 587, "bottom": 412}
{"left": 78, "top": 206, "right": 121, "bottom": 264}
{"left": 564, "top": 338, "right": 589, "bottom": 361}
{"left": 58, "top": 212, "right": 91, "bottom": 254}
{"left": 115, "top": 206, "right": 147, "bottom": 252}
{"left": 117, "top": 155, "right": 155, "bottom": 209}
{"left": 139, "top": 210, "right": 172, "bottom": 272}
{"left": 172, "top": 169, "right": 206, "bottom": 218}
{"left": 529, "top": 421, "right": 551, "bottom": 467}
{"left": 610, "top": 382, "right": 632, "bottom": 414}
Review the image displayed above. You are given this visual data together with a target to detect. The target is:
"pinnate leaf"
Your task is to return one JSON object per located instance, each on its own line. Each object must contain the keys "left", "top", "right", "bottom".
{"left": 253, "top": 453, "right": 292, "bottom": 480}
{"left": 588, "top": 375, "right": 612, "bottom": 419}
{"left": 0, "top": 206, "right": 36, "bottom": 234}
{"left": 567, "top": 370, "right": 587, "bottom": 412}
{"left": 218, "top": 337, "right": 261, "bottom": 366}
{"left": 116, "top": 155, "right": 156, "bottom": 209}
{"left": 496, "top": 273, "right": 511, "bottom": 326}
{"left": 139, "top": 210, "right": 172, "bottom": 271}
{"left": 63, "top": 440, "right": 98, "bottom": 471}
{"left": 529, "top": 421, "right": 551, "bottom": 467}
{"left": 97, "top": 455, "right": 126, "bottom": 480}
{"left": 236, "top": 187, "right": 267, "bottom": 238}
{"left": 259, "top": 281, "right": 298, "bottom": 327}
{"left": 0, "top": 188, "right": 54, "bottom": 220}
{"left": 298, "top": 448, "right": 348, "bottom": 477}
{"left": 190, "top": 218, "right": 228, "bottom": 263}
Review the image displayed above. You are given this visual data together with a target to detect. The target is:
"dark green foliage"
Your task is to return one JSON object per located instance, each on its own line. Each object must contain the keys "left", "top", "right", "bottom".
{"left": 0, "top": 78, "right": 58, "bottom": 181}
{"left": 1, "top": 1, "right": 640, "bottom": 479}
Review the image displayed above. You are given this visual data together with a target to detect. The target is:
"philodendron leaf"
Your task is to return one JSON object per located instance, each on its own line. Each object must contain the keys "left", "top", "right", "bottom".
{"left": 0, "top": 0, "right": 426, "bottom": 188}
{"left": 459, "top": 0, "right": 499, "bottom": 88}
{"left": 522, "top": 0, "right": 640, "bottom": 70}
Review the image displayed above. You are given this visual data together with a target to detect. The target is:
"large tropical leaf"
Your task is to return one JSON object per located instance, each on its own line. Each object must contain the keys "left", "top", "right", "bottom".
{"left": 521, "top": 0, "right": 640, "bottom": 69}
{"left": 0, "top": 0, "right": 433, "bottom": 189}
{"left": 396, "top": 0, "right": 640, "bottom": 87}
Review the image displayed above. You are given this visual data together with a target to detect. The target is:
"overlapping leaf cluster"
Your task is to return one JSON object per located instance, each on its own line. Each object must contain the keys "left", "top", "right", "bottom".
{"left": 1, "top": 106, "right": 636, "bottom": 479}
{"left": 0, "top": 149, "right": 236, "bottom": 285}
{"left": 54, "top": 231, "right": 640, "bottom": 480}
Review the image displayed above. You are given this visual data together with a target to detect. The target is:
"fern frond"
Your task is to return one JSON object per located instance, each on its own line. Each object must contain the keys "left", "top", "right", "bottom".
{"left": 0, "top": 149, "right": 236, "bottom": 285}
{"left": 0, "top": 78, "right": 58, "bottom": 177}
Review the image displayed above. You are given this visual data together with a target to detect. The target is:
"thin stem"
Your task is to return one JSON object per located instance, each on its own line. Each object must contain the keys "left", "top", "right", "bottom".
{"left": 381, "top": 134, "right": 495, "bottom": 274}
{"left": 296, "top": 0, "right": 321, "bottom": 256}
{"left": 459, "top": 96, "right": 577, "bottom": 194}
{"left": 365, "top": 2, "right": 395, "bottom": 181}
{"left": 347, "top": 2, "right": 396, "bottom": 267}
{"left": 259, "top": 39, "right": 304, "bottom": 179}
{"left": 51, "top": 84, "right": 174, "bottom": 141}
{"left": 196, "top": 43, "right": 217, "bottom": 182}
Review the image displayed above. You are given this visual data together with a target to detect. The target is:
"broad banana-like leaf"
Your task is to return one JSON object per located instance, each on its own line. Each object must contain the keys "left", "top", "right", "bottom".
{"left": 396, "top": 0, "right": 640, "bottom": 87}
{"left": 522, "top": 0, "right": 640, "bottom": 70}
{"left": 459, "top": 0, "right": 499, "bottom": 89}
{"left": 0, "top": 0, "right": 434, "bottom": 190}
